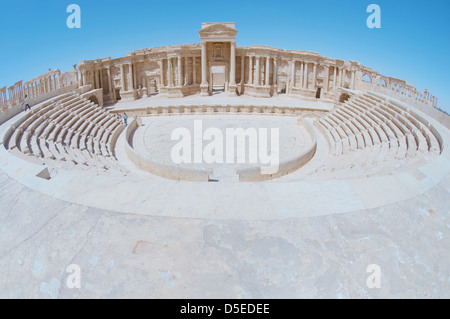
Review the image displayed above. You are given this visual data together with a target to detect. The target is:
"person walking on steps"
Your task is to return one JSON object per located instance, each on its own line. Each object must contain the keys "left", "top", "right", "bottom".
{"left": 23, "top": 95, "right": 31, "bottom": 111}
{"left": 123, "top": 113, "right": 128, "bottom": 126}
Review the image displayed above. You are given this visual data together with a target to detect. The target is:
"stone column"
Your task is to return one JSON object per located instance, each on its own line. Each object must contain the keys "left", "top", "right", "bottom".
{"left": 240, "top": 56, "right": 245, "bottom": 86}
{"left": 230, "top": 42, "right": 236, "bottom": 85}
{"left": 168, "top": 58, "right": 173, "bottom": 87}
{"left": 324, "top": 66, "right": 329, "bottom": 92}
{"left": 107, "top": 67, "right": 112, "bottom": 95}
{"left": 94, "top": 69, "right": 99, "bottom": 89}
{"left": 99, "top": 69, "right": 104, "bottom": 90}
{"left": 121, "top": 64, "right": 126, "bottom": 91}
{"left": 159, "top": 60, "right": 164, "bottom": 88}
{"left": 192, "top": 57, "right": 196, "bottom": 85}
{"left": 299, "top": 62, "right": 304, "bottom": 88}
{"left": 351, "top": 70, "right": 355, "bottom": 90}
{"left": 177, "top": 55, "right": 182, "bottom": 87}
{"left": 255, "top": 56, "right": 261, "bottom": 86}
{"left": 228, "top": 42, "right": 237, "bottom": 95}
{"left": 184, "top": 56, "right": 188, "bottom": 86}
{"left": 132, "top": 64, "right": 137, "bottom": 90}
{"left": 265, "top": 57, "right": 270, "bottom": 87}
{"left": 290, "top": 60, "right": 295, "bottom": 89}
{"left": 201, "top": 42, "right": 208, "bottom": 95}
{"left": 8, "top": 87, "right": 13, "bottom": 105}
{"left": 342, "top": 68, "right": 346, "bottom": 87}
{"left": 110, "top": 67, "right": 116, "bottom": 101}
{"left": 303, "top": 63, "right": 309, "bottom": 90}
{"left": 249, "top": 56, "right": 253, "bottom": 85}
{"left": 273, "top": 58, "right": 277, "bottom": 85}
{"left": 333, "top": 67, "right": 337, "bottom": 88}
{"left": 312, "top": 63, "right": 317, "bottom": 90}
{"left": 78, "top": 71, "right": 83, "bottom": 86}
{"left": 273, "top": 58, "right": 278, "bottom": 95}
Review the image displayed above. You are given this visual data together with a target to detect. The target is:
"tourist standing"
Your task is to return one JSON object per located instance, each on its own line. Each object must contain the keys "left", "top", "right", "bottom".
{"left": 123, "top": 113, "right": 128, "bottom": 126}
{"left": 23, "top": 95, "right": 31, "bottom": 111}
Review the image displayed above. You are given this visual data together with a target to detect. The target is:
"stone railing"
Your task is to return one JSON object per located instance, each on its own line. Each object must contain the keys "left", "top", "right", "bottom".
{"left": 0, "top": 69, "right": 80, "bottom": 110}
{"left": 0, "top": 69, "right": 81, "bottom": 125}
{"left": 354, "top": 72, "right": 438, "bottom": 109}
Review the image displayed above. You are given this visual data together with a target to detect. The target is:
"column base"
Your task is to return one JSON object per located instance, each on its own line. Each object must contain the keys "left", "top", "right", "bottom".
{"left": 228, "top": 83, "right": 238, "bottom": 96}
{"left": 200, "top": 83, "right": 210, "bottom": 96}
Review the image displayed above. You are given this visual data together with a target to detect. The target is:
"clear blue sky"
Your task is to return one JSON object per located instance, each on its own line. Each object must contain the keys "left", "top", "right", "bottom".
{"left": 1, "top": 0, "right": 449, "bottom": 112}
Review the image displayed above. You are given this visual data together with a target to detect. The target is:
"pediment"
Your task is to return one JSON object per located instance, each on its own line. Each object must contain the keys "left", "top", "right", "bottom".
{"left": 199, "top": 23, "right": 238, "bottom": 40}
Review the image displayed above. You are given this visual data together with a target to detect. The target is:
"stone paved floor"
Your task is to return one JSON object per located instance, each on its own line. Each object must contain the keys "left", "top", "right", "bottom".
{"left": 0, "top": 167, "right": 448, "bottom": 298}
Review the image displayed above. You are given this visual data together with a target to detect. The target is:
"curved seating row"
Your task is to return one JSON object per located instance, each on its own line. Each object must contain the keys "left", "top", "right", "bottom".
{"left": 316, "top": 91, "right": 442, "bottom": 174}
{"left": 4, "top": 92, "right": 126, "bottom": 173}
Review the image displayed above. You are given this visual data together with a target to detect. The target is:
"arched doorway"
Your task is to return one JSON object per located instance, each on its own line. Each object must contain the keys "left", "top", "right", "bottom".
{"left": 339, "top": 93, "right": 350, "bottom": 103}
{"left": 88, "top": 95, "right": 99, "bottom": 105}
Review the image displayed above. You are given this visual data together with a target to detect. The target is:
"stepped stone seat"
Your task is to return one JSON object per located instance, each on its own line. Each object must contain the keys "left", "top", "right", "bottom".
{"left": 405, "top": 134, "right": 417, "bottom": 158}
{"left": 87, "top": 135, "right": 97, "bottom": 155}
{"left": 105, "top": 125, "right": 123, "bottom": 158}
{"left": 319, "top": 119, "right": 343, "bottom": 155}
{"left": 100, "top": 142, "right": 110, "bottom": 158}
{"left": 78, "top": 104, "right": 96, "bottom": 118}
{"left": 323, "top": 117, "right": 350, "bottom": 153}
{"left": 78, "top": 133, "right": 89, "bottom": 152}
{"left": 70, "top": 147, "right": 89, "bottom": 166}
{"left": 46, "top": 141, "right": 60, "bottom": 161}
{"left": 93, "top": 139, "right": 102, "bottom": 156}
{"left": 29, "top": 135, "right": 43, "bottom": 158}
{"left": 61, "top": 146, "right": 81, "bottom": 165}
{"left": 41, "top": 140, "right": 57, "bottom": 160}
{"left": 70, "top": 121, "right": 87, "bottom": 149}
{"left": 315, "top": 121, "right": 336, "bottom": 155}
{"left": 40, "top": 121, "right": 57, "bottom": 142}
{"left": 335, "top": 117, "right": 358, "bottom": 151}
{"left": 87, "top": 110, "right": 105, "bottom": 124}
{"left": 339, "top": 107, "right": 373, "bottom": 148}
{"left": 329, "top": 114, "right": 356, "bottom": 142}
{"left": 47, "top": 123, "right": 63, "bottom": 143}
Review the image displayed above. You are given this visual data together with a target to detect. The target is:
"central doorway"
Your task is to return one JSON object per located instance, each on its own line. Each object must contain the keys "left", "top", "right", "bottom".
{"left": 210, "top": 64, "right": 227, "bottom": 94}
